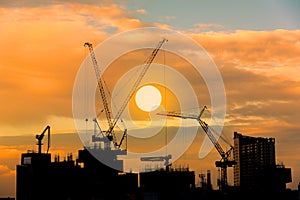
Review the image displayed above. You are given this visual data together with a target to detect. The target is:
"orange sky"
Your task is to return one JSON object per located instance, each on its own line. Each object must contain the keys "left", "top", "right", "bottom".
{"left": 0, "top": 1, "right": 300, "bottom": 198}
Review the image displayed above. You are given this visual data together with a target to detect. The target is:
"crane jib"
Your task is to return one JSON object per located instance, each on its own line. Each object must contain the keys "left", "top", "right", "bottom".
{"left": 109, "top": 38, "right": 168, "bottom": 133}
{"left": 157, "top": 106, "right": 236, "bottom": 190}
{"left": 85, "top": 39, "right": 167, "bottom": 148}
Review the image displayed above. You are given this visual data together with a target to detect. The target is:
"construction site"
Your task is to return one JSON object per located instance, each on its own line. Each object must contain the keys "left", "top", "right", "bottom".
{"left": 16, "top": 40, "right": 297, "bottom": 200}
{"left": 15, "top": 127, "right": 296, "bottom": 200}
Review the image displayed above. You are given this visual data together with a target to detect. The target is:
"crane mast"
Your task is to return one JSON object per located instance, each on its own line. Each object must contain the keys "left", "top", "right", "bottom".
{"left": 36, "top": 125, "right": 50, "bottom": 154}
{"left": 158, "top": 106, "right": 235, "bottom": 191}
{"left": 85, "top": 39, "right": 167, "bottom": 149}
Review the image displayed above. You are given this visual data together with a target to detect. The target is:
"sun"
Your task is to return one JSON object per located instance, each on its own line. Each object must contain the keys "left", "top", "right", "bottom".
{"left": 135, "top": 85, "right": 162, "bottom": 112}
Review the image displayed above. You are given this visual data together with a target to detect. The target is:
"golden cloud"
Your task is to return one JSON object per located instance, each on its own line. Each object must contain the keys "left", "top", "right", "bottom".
{"left": 0, "top": 2, "right": 299, "bottom": 191}
{"left": 189, "top": 29, "right": 300, "bottom": 80}
{"left": 0, "top": 3, "right": 157, "bottom": 131}
{"left": 0, "top": 165, "right": 15, "bottom": 197}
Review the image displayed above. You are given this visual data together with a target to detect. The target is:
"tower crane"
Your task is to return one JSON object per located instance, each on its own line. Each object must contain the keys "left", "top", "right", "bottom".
{"left": 84, "top": 38, "right": 167, "bottom": 150}
{"left": 84, "top": 42, "right": 116, "bottom": 145}
{"left": 158, "top": 106, "right": 236, "bottom": 191}
{"left": 36, "top": 125, "right": 50, "bottom": 154}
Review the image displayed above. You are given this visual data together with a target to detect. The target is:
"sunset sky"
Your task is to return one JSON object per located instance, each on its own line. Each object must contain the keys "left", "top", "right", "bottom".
{"left": 0, "top": 0, "right": 300, "bottom": 197}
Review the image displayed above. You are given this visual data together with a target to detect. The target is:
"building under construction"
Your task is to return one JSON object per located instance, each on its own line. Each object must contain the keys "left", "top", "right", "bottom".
{"left": 16, "top": 126, "right": 196, "bottom": 200}
{"left": 233, "top": 132, "right": 292, "bottom": 198}
{"left": 16, "top": 148, "right": 138, "bottom": 200}
{"left": 15, "top": 125, "right": 298, "bottom": 200}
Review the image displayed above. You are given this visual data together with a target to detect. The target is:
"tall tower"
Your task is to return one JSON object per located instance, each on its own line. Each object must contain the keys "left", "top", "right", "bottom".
{"left": 233, "top": 131, "right": 275, "bottom": 189}
{"left": 233, "top": 131, "right": 291, "bottom": 193}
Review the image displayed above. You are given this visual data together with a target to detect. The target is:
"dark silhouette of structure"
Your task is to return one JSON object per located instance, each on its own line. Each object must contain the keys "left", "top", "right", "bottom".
{"left": 199, "top": 170, "right": 212, "bottom": 191}
{"left": 16, "top": 126, "right": 137, "bottom": 200}
{"left": 233, "top": 132, "right": 292, "bottom": 199}
{"left": 158, "top": 106, "right": 236, "bottom": 191}
{"left": 16, "top": 125, "right": 194, "bottom": 200}
{"left": 16, "top": 148, "right": 138, "bottom": 200}
{"left": 16, "top": 147, "right": 197, "bottom": 200}
{"left": 139, "top": 165, "right": 195, "bottom": 199}
{"left": 16, "top": 128, "right": 298, "bottom": 200}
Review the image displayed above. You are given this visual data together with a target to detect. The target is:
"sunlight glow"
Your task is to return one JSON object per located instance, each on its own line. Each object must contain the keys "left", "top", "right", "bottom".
{"left": 135, "top": 85, "right": 162, "bottom": 112}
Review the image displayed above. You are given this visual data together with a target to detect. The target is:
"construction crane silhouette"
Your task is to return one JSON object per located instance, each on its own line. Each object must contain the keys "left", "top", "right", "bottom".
{"left": 35, "top": 125, "right": 50, "bottom": 154}
{"left": 84, "top": 42, "right": 116, "bottom": 145}
{"left": 84, "top": 38, "right": 167, "bottom": 150}
{"left": 157, "top": 106, "right": 236, "bottom": 191}
{"left": 140, "top": 154, "right": 172, "bottom": 171}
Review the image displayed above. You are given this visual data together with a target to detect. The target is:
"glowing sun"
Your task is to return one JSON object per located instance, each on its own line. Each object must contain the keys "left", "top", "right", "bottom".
{"left": 135, "top": 85, "right": 162, "bottom": 112}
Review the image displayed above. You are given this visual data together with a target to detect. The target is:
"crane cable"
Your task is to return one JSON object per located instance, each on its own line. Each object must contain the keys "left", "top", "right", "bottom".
{"left": 163, "top": 49, "right": 168, "bottom": 158}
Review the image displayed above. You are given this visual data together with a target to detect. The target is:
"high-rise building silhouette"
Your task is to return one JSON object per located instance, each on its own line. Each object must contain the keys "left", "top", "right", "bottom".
{"left": 233, "top": 132, "right": 292, "bottom": 195}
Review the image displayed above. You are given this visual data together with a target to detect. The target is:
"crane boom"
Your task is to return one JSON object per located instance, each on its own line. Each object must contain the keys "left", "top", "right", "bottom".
{"left": 107, "top": 38, "right": 168, "bottom": 136}
{"left": 158, "top": 106, "right": 235, "bottom": 190}
{"left": 84, "top": 42, "right": 116, "bottom": 143}
{"left": 158, "top": 106, "right": 227, "bottom": 157}
{"left": 35, "top": 125, "right": 50, "bottom": 154}
{"left": 198, "top": 120, "right": 226, "bottom": 157}
{"left": 85, "top": 39, "right": 167, "bottom": 148}
{"left": 140, "top": 154, "right": 172, "bottom": 167}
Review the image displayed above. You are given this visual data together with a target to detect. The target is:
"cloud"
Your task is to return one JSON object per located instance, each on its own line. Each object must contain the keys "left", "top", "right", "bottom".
{"left": 0, "top": 3, "right": 157, "bottom": 131}
{"left": 136, "top": 9, "right": 147, "bottom": 15}
{"left": 158, "top": 15, "right": 176, "bottom": 22}
{"left": 189, "top": 29, "right": 300, "bottom": 80}
{"left": 0, "top": 0, "right": 115, "bottom": 7}
{"left": 0, "top": 165, "right": 15, "bottom": 198}
{"left": 185, "top": 29, "right": 300, "bottom": 189}
{"left": 190, "top": 23, "right": 225, "bottom": 32}
{"left": 0, "top": 1, "right": 299, "bottom": 190}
